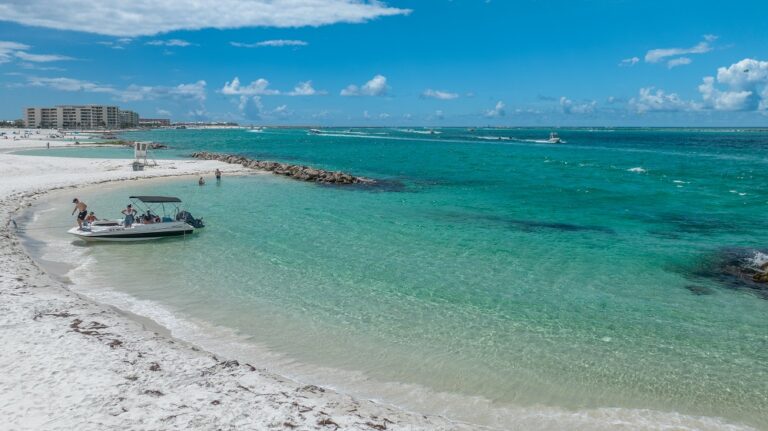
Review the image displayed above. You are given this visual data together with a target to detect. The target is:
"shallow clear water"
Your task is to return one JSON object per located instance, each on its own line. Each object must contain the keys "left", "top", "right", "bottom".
{"left": 24, "top": 128, "right": 768, "bottom": 429}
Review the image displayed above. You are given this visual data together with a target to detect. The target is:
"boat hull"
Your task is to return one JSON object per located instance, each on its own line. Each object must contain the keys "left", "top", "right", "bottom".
{"left": 68, "top": 222, "right": 194, "bottom": 242}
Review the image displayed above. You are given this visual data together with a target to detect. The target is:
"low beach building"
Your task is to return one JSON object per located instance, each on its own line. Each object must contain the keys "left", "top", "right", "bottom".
{"left": 24, "top": 105, "right": 121, "bottom": 129}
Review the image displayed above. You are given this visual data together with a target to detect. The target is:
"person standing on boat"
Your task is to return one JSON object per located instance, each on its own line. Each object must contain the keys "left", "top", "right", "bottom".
{"left": 215, "top": 169, "right": 221, "bottom": 181}
{"left": 121, "top": 204, "right": 136, "bottom": 227}
{"left": 71, "top": 198, "right": 88, "bottom": 230}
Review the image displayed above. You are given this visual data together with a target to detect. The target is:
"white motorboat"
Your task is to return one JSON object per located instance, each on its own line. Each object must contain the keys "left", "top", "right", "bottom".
{"left": 308, "top": 128, "right": 322, "bottom": 135}
{"left": 68, "top": 196, "right": 204, "bottom": 242}
{"left": 547, "top": 132, "right": 562, "bottom": 144}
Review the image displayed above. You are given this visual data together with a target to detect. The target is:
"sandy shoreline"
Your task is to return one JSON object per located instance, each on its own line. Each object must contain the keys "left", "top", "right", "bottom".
{"left": 0, "top": 134, "right": 476, "bottom": 430}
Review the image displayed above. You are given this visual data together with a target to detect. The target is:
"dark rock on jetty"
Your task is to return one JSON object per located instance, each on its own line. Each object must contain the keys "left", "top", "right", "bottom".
{"left": 692, "top": 248, "right": 768, "bottom": 299}
{"left": 191, "top": 152, "right": 376, "bottom": 185}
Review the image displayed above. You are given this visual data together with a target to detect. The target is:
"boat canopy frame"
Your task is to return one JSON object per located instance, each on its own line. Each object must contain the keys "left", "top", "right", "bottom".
{"left": 128, "top": 196, "right": 184, "bottom": 219}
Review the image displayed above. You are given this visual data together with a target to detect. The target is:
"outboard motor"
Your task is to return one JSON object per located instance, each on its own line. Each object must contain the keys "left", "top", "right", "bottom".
{"left": 176, "top": 210, "right": 205, "bottom": 228}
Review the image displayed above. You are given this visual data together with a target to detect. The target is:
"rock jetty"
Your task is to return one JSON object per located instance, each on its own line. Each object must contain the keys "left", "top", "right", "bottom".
{"left": 191, "top": 152, "right": 376, "bottom": 185}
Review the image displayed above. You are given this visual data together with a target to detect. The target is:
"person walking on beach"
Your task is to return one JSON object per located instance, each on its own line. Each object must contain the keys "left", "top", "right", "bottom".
{"left": 71, "top": 198, "right": 87, "bottom": 230}
{"left": 121, "top": 204, "right": 136, "bottom": 227}
{"left": 198, "top": 177, "right": 205, "bottom": 186}
{"left": 46, "top": 142, "right": 50, "bottom": 149}
{"left": 215, "top": 169, "right": 221, "bottom": 181}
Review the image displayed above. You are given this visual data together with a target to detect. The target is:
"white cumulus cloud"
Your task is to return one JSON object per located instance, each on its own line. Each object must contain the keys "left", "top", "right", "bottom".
{"left": 0, "top": 1, "right": 411, "bottom": 37}
{"left": 287, "top": 81, "right": 325, "bottom": 96}
{"left": 698, "top": 58, "right": 768, "bottom": 111}
{"left": 221, "top": 77, "right": 280, "bottom": 96}
{"left": 560, "top": 97, "right": 597, "bottom": 114}
{"left": 629, "top": 87, "right": 700, "bottom": 113}
{"left": 484, "top": 101, "right": 505, "bottom": 118}
{"left": 421, "top": 89, "right": 459, "bottom": 100}
{"left": 340, "top": 74, "right": 388, "bottom": 96}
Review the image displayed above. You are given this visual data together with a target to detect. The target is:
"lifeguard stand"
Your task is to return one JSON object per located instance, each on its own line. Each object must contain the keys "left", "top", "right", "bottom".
{"left": 133, "top": 141, "right": 157, "bottom": 168}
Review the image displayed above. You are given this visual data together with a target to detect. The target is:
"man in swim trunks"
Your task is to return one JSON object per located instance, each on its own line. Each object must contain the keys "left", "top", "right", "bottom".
{"left": 71, "top": 198, "right": 88, "bottom": 230}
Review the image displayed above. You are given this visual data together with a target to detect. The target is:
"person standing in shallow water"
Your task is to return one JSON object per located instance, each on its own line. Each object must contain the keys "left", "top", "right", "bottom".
{"left": 121, "top": 204, "right": 136, "bottom": 227}
{"left": 215, "top": 169, "right": 221, "bottom": 182}
{"left": 198, "top": 177, "right": 205, "bottom": 186}
{"left": 71, "top": 198, "right": 87, "bottom": 230}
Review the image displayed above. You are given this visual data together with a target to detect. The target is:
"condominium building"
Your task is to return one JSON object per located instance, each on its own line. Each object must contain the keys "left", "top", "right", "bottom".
{"left": 24, "top": 105, "right": 121, "bottom": 129}
{"left": 119, "top": 110, "right": 139, "bottom": 128}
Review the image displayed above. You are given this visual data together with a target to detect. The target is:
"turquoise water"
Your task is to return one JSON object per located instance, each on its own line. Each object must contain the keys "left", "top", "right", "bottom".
{"left": 26, "top": 128, "right": 768, "bottom": 429}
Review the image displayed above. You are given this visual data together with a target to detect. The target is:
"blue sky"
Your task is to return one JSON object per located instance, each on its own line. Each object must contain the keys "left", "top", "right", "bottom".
{"left": 1, "top": 0, "right": 767, "bottom": 126}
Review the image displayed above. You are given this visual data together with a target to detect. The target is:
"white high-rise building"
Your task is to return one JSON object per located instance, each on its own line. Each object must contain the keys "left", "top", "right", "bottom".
{"left": 24, "top": 105, "right": 121, "bottom": 129}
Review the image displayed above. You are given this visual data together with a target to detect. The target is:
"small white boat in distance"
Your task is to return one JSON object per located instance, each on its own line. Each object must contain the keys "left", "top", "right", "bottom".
{"left": 308, "top": 128, "right": 322, "bottom": 135}
{"left": 547, "top": 132, "right": 563, "bottom": 144}
{"left": 68, "top": 196, "right": 204, "bottom": 242}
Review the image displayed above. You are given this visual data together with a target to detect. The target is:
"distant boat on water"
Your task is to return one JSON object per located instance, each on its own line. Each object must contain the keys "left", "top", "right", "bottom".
{"left": 547, "top": 132, "right": 562, "bottom": 144}
{"left": 309, "top": 128, "right": 322, "bottom": 135}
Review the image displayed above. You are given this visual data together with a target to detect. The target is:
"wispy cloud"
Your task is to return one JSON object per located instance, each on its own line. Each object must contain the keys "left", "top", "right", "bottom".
{"left": 0, "top": 1, "right": 411, "bottom": 37}
{"left": 421, "top": 89, "right": 459, "bottom": 100}
{"left": 340, "top": 74, "right": 388, "bottom": 96}
{"left": 97, "top": 38, "right": 133, "bottom": 49}
{"left": 146, "top": 39, "right": 193, "bottom": 47}
{"left": 0, "top": 41, "right": 30, "bottom": 63}
{"left": 644, "top": 35, "right": 717, "bottom": 64}
{"left": 24, "top": 76, "right": 207, "bottom": 103}
{"left": 230, "top": 40, "right": 308, "bottom": 48}
{"left": 667, "top": 57, "right": 692, "bottom": 69}
{"left": 14, "top": 51, "right": 73, "bottom": 62}
{"left": 619, "top": 57, "right": 639, "bottom": 67}
{"left": 0, "top": 40, "right": 72, "bottom": 65}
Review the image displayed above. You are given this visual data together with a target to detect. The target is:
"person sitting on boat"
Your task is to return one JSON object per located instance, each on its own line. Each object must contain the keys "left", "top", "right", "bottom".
{"left": 121, "top": 204, "right": 136, "bottom": 227}
{"left": 84, "top": 212, "right": 97, "bottom": 225}
{"left": 71, "top": 198, "right": 88, "bottom": 230}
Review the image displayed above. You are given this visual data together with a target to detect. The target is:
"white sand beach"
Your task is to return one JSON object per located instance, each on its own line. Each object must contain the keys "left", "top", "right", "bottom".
{"left": 0, "top": 132, "right": 476, "bottom": 430}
